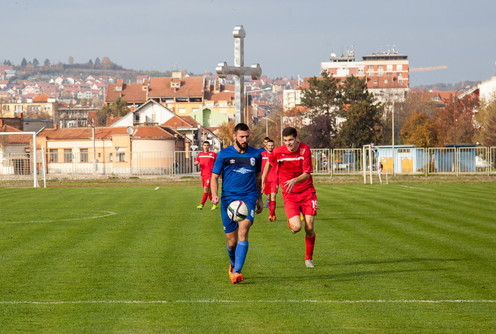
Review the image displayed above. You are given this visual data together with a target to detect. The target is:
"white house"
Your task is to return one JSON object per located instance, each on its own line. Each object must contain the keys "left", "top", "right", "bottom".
{"left": 110, "top": 99, "right": 176, "bottom": 127}
{"left": 478, "top": 76, "right": 496, "bottom": 102}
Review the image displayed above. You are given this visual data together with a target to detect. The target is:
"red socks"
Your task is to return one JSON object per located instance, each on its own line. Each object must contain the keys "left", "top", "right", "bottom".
{"left": 269, "top": 201, "right": 276, "bottom": 216}
{"left": 201, "top": 192, "right": 208, "bottom": 205}
{"left": 305, "top": 235, "right": 316, "bottom": 260}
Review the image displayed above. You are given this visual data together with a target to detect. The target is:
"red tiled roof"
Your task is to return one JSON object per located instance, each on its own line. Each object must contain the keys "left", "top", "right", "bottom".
{"left": 148, "top": 76, "right": 204, "bottom": 98}
{"left": 205, "top": 91, "right": 234, "bottom": 102}
{"left": 179, "top": 116, "right": 200, "bottom": 127}
{"left": 32, "top": 94, "right": 50, "bottom": 102}
{"left": 38, "top": 126, "right": 176, "bottom": 140}
{"left": 106, "top": 83, "right": 147, "bottom": 103}
{"left": 161, "top": 115, "right": 194, "bottom": 128}
{"left": 0, "top": 124, "right": 31, "bottom": 143}
{"left": 106, "top": 76, "right": 205, "bottom": 103}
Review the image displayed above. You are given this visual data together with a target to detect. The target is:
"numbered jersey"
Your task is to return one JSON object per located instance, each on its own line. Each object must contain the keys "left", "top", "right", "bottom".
{"left": 269, "top": 142, "right": 315, "bottom": 194}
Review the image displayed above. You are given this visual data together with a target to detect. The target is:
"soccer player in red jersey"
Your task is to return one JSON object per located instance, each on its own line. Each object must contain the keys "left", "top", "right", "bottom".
{"left": 261, "top": 139, "right": 278, "bottom": 221}
{"left": 262, "top": 127, "right": 317, "bottom": 268}
{"left": 194, "top": 141, "right": 218, "bottom": 210}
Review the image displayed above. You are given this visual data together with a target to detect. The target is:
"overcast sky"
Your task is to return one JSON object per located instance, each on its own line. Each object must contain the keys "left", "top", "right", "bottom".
{"left": 2, "top": 0, "right": 495, "bottom": 86}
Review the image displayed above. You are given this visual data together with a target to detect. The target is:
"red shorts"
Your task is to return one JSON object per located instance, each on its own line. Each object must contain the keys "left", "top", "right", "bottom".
{"left": 263, "top": 180, "right": 278, "bottom": 195}
{"left": 201, "top": 175, "right": 211, "bottom": 188}
{"left": 282, "top": 189, "right": 317, "bottom": 219}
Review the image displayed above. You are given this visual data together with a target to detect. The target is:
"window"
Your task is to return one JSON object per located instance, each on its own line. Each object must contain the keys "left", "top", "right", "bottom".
{"left": 49, "top": 149, "right": 58, "bottom": 162}
{"left": 64, "top": 149, "right": 73, "bottom": 163}
{"left": 178, "top": 108, "right": 186, "bottom": 114}
{"left": 117, "top": 152, "right": 126, "bottom": 162}
{"left": 398, "top": 148, "right": 410, "bottom": 153}
{"left": 80, "top": 149, "right": 88, "bottom": 162}
{"left": 397, "top": 64, "right": 403, "bottom": 71}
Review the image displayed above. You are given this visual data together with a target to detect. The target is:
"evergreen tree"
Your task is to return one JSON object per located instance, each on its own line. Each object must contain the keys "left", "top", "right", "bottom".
{"left": 32, "top": 58, "right": 39, "bottom": 67}
{"left": 44, "top": 58, "right": 51, "bottom": 67}
{"left": 21, "top": 58, "right": 28, "bottom": 68}
{"left": 335, "top": 76, "right": 383, "bottom": 147}
{"left": 300, "top": 71, "right": 341, "bottom": 148}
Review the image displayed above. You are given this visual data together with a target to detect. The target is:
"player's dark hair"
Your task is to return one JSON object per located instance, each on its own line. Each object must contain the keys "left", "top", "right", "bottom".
{"left": 267, "top": 139, "right": 274, "bottom": 144}
{"left": 234, "top": 123, "right": 249, "bottom": 133}
{"left": 202, "top": 141, "right": 210, "bottom": 145}
{"left": 263, "top": 136, "right": 271, "bottom": 141}
{"left": 282, "top": 127, "right": 297, "bottom": 138}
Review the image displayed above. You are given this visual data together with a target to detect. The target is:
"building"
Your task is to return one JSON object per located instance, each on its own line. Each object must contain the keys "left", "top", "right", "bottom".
{"left": 0, "top": 94, "right": 58, "bottom": 121}
{"left": 478, "top": 76, "right": 496, "bottom": 102}
{"left": 105, "top": 72, "right": 235, "bottom": 126}
{"left": 0, "top": 121, "right": 33, "bottom": 175}
{"left": 320, "top": 48, "right": 409, "bottom": 103}
{"left": 110, "top": 99, "right": 222, "bottom": 151}
{"left": 56, "top": 107, "right": 98, "bottom": 128}
{"left": 36, "top": 126, "right": 187, "bottom": 175}
{"left": 283, "top": 89, "right": 302, "bottom": 111}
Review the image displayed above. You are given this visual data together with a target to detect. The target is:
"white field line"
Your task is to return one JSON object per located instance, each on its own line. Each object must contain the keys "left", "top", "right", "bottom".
{"left": 398, "top": 185, "right": 435, "bottom": 191}
{"left": 0, "top": 299, "right": 495, "bottom": 305}
{"left": 0, "top": 211, "right": 117, "bottom": 224}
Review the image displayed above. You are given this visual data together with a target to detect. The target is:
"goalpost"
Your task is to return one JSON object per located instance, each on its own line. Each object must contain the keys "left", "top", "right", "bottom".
{"left": 0, "top": 131, "right": 43, "bottom": 188}
{"left": 362, "top": 144, "right": 386, "bottom": 185}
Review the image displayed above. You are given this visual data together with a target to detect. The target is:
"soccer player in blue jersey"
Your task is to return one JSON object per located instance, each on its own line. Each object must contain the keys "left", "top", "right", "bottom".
{"left": 210, "top": 123, "right": 263, "bottom": 284}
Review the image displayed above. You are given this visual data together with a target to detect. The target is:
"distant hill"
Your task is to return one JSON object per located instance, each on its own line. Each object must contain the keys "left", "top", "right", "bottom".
{"left": 413, "top": 81, "right": 479, "bottom": 91}
{"left": 12, "top": 60, "right": 175, "bottom": 82}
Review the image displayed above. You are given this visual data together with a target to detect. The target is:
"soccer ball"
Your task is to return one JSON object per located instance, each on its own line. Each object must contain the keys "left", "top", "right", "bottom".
{"left": 227, "top": 200, "right": 249, "bottom": 222}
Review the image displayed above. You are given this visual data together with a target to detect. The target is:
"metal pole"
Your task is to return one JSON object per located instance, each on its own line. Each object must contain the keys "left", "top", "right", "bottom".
{"left": 234, "top": 26, "right": 244, "bottom": 124}
{"left": 368, "top": 145, "right": 373, "bottom": 184}
{"left": 391, "top": 102, "right": 395, "bottom": 176}
{"left": 92, "top": 125, "right": 97, "bottom": 173}
{"left": 32, "top": 132, "right": 38, "bottom": 188}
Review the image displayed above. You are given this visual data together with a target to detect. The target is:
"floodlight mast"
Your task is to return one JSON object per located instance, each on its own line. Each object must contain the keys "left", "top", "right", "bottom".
{"left": 216, "top": 25, "right": 262, "bottom": 124}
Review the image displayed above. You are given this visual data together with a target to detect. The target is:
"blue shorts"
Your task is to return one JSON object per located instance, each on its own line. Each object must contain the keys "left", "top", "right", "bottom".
{"left": 220, "top": 194, "right": 258, "bottom": 233}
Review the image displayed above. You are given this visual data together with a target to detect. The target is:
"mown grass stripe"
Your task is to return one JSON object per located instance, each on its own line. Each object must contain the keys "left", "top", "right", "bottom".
{"left": 1, "top": 299, "right": 495, "bottom": 304}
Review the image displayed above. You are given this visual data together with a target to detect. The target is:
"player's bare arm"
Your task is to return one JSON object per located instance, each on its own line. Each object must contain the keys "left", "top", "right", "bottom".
{"left": 210, "top": 173, "right": 220, "bottom": 205}
{"left": 284, "top": 172, "right": 311, "bottom": 193}
{"left": 261, "top": 161, "right": 272, "bottom": 192}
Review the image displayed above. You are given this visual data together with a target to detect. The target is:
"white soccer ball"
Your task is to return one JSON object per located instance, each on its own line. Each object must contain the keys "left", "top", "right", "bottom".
{"left": 227, "top": 200, "right": 249, "bottom": 222}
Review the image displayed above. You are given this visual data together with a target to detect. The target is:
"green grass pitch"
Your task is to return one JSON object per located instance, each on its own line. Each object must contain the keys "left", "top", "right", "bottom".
{"left": 0, "top": 182, "right": 495, "bottom": 333}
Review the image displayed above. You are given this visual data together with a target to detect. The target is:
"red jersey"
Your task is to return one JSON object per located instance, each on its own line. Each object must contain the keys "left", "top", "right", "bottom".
{"left": 195, "top": 151, "right": 217, "bottom": 177}
{"left": 261, "top": 150, "right": 277, "bottom": 183}
{"left": 269, "top": 142, "right": 315, "bottom": 194}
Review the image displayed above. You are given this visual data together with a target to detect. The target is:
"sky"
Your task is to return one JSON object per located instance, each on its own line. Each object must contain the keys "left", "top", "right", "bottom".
{"left": 2, "top": 0, "right": 496, "bottom": 86}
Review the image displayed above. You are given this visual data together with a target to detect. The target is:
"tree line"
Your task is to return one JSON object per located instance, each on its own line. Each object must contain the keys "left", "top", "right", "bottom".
{"left": 250, "top": 72, "right": 495, "bottom": 149}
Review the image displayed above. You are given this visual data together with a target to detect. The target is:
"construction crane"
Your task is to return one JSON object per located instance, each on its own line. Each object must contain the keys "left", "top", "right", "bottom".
{"left": 410, "top": 66, "right": 448, "bottom": 72}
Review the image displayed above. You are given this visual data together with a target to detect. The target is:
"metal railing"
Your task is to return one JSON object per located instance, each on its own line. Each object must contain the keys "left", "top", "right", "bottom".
{"left": 1, "top": 147, "right": 495, "bottom": 186}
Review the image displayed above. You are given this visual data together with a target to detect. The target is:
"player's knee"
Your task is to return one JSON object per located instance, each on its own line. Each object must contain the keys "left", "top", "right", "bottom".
{"left": 289, "top": 220, "right": 302, "bottom": 232}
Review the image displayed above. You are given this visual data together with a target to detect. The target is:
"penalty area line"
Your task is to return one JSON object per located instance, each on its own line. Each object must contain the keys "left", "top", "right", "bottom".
{"left": 0, "top": 299, "right": 495, "bottom": 305}
{"left": 0, "top": 211, "right": 118, "bottom": 224}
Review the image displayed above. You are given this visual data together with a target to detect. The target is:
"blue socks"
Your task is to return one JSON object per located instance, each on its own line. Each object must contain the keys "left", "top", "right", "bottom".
{"left": 226, "top": 243, "right": 236, "bottom": 266}
{"left": 234, "top": 240, "right": 249, "bottom": 273}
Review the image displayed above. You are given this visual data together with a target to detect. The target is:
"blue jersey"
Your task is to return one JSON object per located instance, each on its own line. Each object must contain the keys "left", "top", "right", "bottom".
{"left": 212, "top": 145, "right": 262, "bottom": 198}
